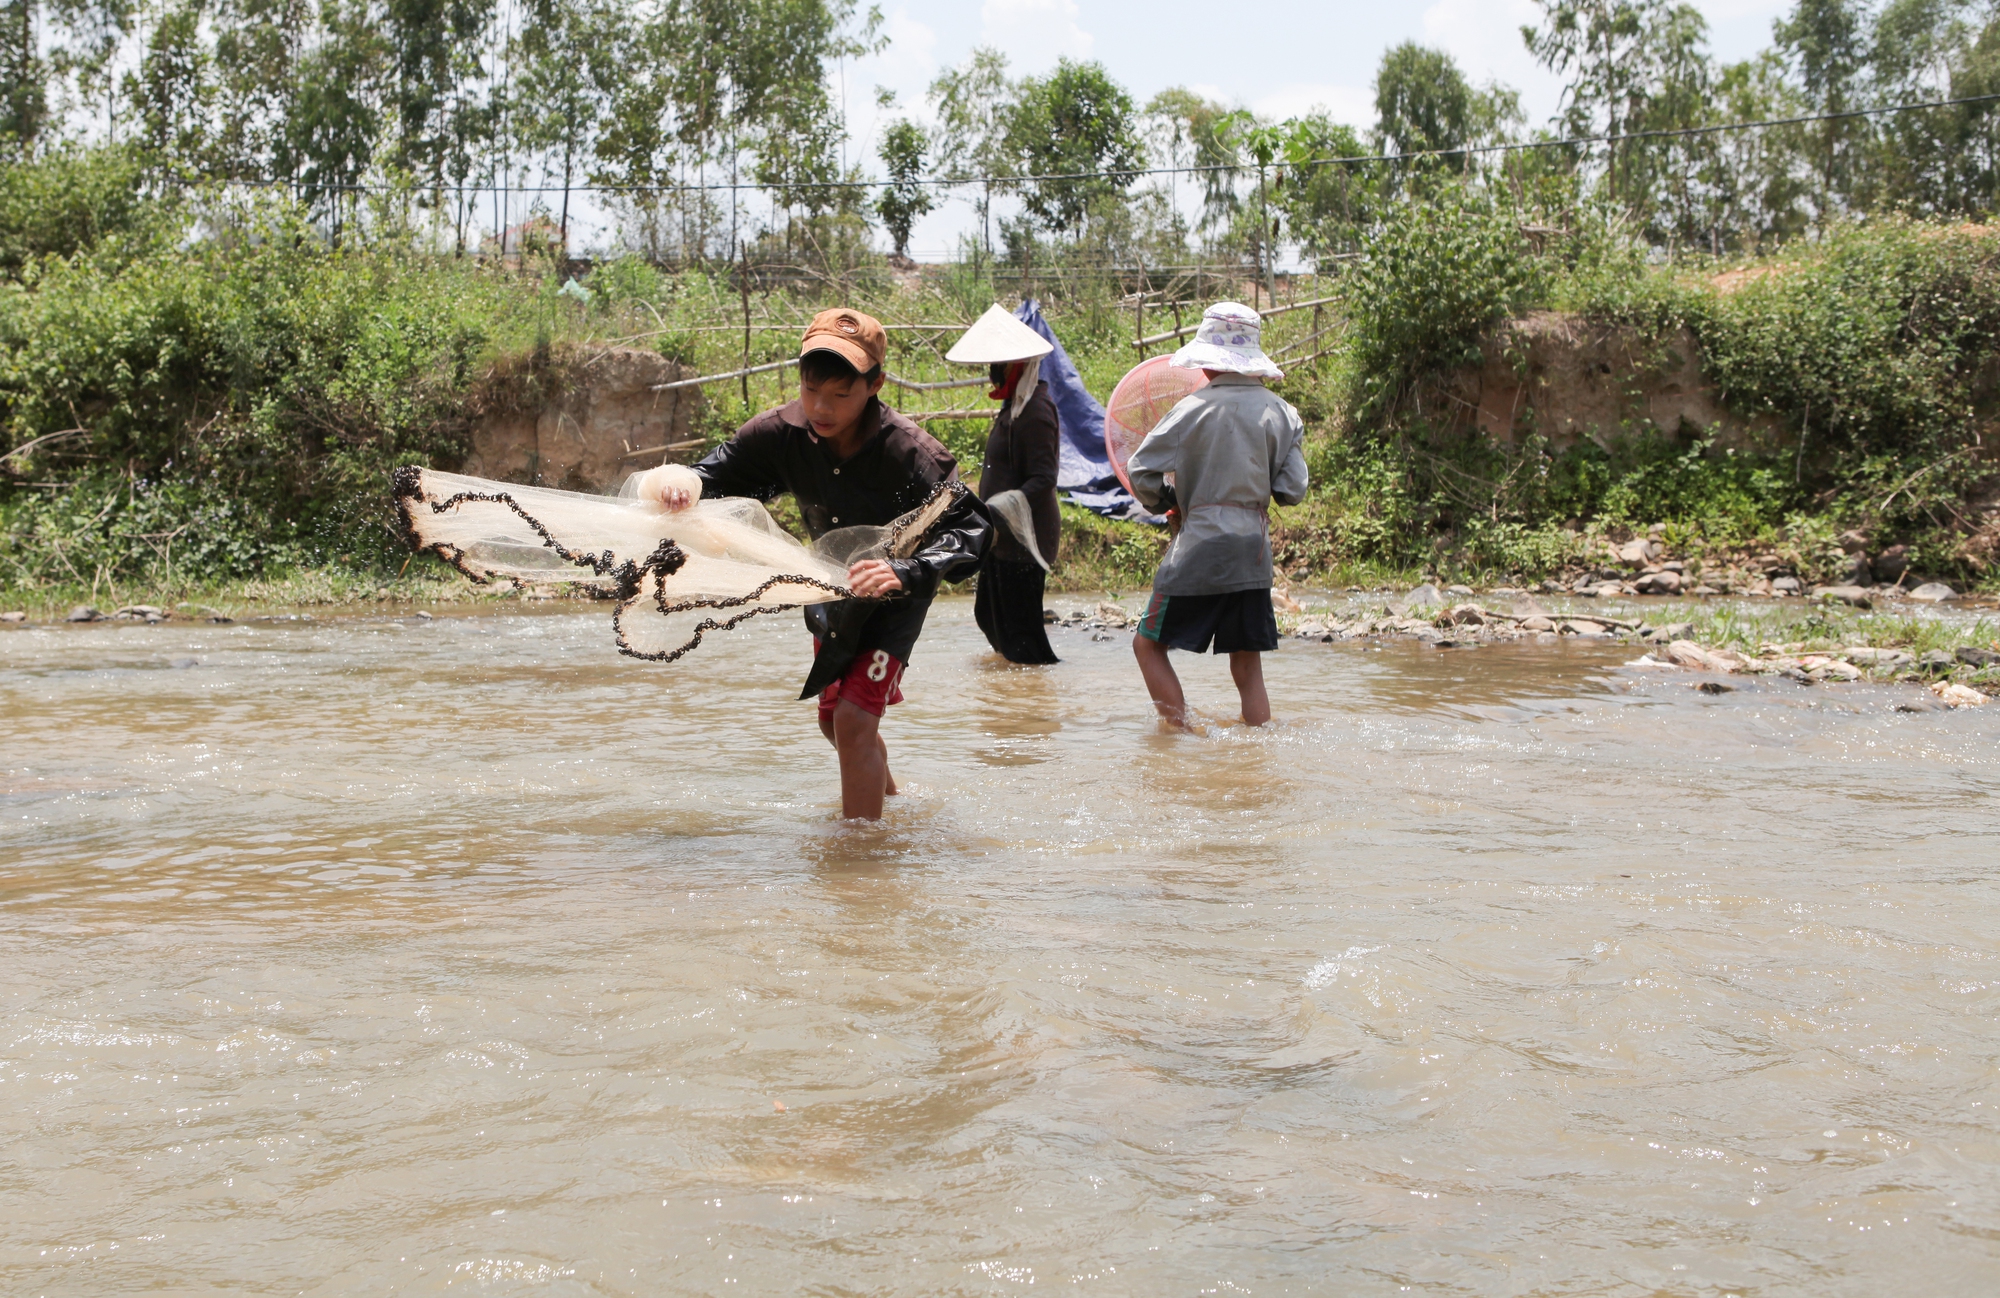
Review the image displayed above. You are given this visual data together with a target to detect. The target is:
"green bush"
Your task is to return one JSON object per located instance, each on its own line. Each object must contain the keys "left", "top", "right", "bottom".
{"left": 0, "top": 205, "right": 518, "bottom": 591}
{"left": 1341, "top": 186, "right": 1542, "bottom": 418}
{"left": 0, "top": 147, "right": 161, "bottom": 277}
{"left": 1313, "top": 201, "right": 2000, "bottom": 579}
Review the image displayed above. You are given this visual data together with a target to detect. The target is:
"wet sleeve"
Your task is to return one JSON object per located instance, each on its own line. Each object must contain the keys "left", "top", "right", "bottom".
{"left": 1017, "top": 397, "right": 1060, "bottom": 500}
{"left": 886, "top": 483, "right": 992, "bottom": 600}
{"left": 691, "top": 421, "right": 782, "bottom": 504}
{"left": 1271, "top": 403, "right": 1309, "bottom": 507}
{"left": 1127, "top": 402, "right": 1190, "bottom": 514}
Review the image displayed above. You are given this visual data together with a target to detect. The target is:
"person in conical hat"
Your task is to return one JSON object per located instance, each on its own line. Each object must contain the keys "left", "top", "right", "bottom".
{"left": 1127, "top": 301, "right": 1308, "bottom": 728}
{"left": 947, "top": 303, "right": 1062, "bottom": 665}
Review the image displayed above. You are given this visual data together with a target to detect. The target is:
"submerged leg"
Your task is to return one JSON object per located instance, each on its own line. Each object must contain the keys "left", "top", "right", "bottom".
{"left": 831, "top": 699, "right": 893, "bottom": 820}
{"left": 1133, "top": 634, "right": 1189, "bottom": 729}
{"left": 1230, "top": 651, "right": 1270, "bottom": 726}
{"left": 821, "top": 701, "right": 896, "bottom": 798}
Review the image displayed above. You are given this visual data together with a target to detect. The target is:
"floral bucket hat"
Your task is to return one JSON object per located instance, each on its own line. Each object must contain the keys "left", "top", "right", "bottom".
{"left": 1169, "top": 301, "right": 1283, "bottom": 379}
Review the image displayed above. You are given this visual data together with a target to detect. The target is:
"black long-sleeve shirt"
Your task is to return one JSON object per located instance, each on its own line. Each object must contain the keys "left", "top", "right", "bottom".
{"left": 976, "top": 379, "right": 1061, "bottom": 566}
{"left": 691, "top": 397, "right": 990, "bottom": 698}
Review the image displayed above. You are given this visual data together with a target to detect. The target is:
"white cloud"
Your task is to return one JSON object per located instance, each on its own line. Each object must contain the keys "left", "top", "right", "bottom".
{"left": 979, "top": 0, "right": 1094, "bottom": 73}
{"left": 876, "top": 7, "right": 940, "bottom": 89}
{"left": 1252, "top": 83, "right": 1375, "bottom": 129}
{"left": 1700, "top": 0, "right": 1788, "bottom": 21}
{"left": 1422, "top": 0, "right": 1563, "bottom": 124}
{"left": 845, "top": 9, "right": 942, "bottom": 166}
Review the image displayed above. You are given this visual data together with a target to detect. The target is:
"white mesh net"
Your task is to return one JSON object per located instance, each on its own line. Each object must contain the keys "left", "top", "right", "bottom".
{"left": 393, "top": 467, "right": 962, "bottom": 662}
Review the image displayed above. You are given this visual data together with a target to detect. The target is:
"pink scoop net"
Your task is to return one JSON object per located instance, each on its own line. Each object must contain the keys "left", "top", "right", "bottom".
{"left": 1103, "top": 356, "right": 1207, "bottom": 495}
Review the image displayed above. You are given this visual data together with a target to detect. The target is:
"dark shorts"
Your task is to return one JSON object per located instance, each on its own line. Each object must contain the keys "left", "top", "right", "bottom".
{"left": 813, "top": 641, "right": 907, "bottom": 719}
{"left": 1136, "top": 589, "right": 1279, "bottom": 654}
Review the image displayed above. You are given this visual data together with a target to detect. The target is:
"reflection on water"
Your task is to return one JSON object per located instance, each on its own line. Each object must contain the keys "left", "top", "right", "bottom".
{"left": 4, "top": 599, "right": 2000, "bottom": 1294}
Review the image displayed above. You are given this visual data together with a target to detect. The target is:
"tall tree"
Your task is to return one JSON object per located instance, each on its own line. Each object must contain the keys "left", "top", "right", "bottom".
{"left": 590, "top": 6, "right": 680, "bottom": 259}
{"left": 1374, "top": 41, "right": 1520, "bottom": 199}
{"left": 1951, "top": 11, "right": 2000, "bottom": 212}
{"left": 511, "top": 0, "right": 609, "bottom": 247}
{"left": 1000, "top": 57, "right": 1145, "bottom": 237}
{"left": 1773, "top": 0, "right": 1872, "bottom": 223}
{"left": 1376, "top": 43, "right": 1472, "bottom": 158}
{"left": 2, "top": 0, "right": 136, "bottom": 152}
{"left": 211, "top": 0, "right": 312, "bottom": 182}
{"left": 873, "top": 115, "right": 931, "bottom": 257}
{"left": 1709, "top": 50, "right": 1812, "bottom": 249}
{"left": 1, "top": 0, "right": 47, "bottom": 150}
{"left": 1626, "top": 4, "right": 1716, "bottom": 247}
{"left": 928, "top": 45, "right": 1012, "bottom": 254}
{"left": 128, "top": 0, "right": 213, "bottom": 176}
{"left": 1273, "top": 111, "right": 1377, "bottom": 266}
{"left": 1869, "top": 0, "right": 1987, "bottom": 213}
{"left": 383, "top": 0, "right": 496, "bottom": 226}
{"left": 1145, "top": 87, "right": 1243, "bottom": 238}
{"left": 1523, "top": 0, "right": 1671, "bottom": 200}
{"left": 661, "top": 0, "right": 873, "bottom": 258}
{"left": 287, "top": 0, "right": 388, "bottom": 238}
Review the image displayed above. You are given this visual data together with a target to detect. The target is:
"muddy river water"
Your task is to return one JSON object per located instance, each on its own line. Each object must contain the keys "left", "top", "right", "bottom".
{"left": 4, "top": 597, "right": 1999, "bottom": 1295}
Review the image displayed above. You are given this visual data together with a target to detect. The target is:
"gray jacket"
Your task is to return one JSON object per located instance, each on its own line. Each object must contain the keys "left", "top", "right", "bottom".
{"left": 1127, "top": 373, "right": 1309, "bottom": 595}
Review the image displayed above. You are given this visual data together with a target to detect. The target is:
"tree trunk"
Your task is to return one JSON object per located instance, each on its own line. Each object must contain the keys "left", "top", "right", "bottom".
{"left": 560, "top": 140, "right": 573, "bottom": 253}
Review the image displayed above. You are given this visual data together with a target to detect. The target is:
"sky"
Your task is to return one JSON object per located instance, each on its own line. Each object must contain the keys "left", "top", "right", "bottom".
{"left": 834, "top": 0, "right": 1799, "bottom": 259}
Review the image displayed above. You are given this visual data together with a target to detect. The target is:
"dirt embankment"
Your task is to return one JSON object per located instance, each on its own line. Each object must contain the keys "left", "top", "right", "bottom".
{"left": 1446, "top": 311, "right": 1777, "bottom": 450}
{"left": 462, "top": 345, "right": 705, "bottom": 492}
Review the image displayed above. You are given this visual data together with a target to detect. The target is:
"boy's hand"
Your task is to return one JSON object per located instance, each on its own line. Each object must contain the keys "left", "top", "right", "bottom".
{"left": 634, "top": 464, "right": 702, "bottom": 511}
{"left": 846, "top": 559, "right": 903, "bottom": 598}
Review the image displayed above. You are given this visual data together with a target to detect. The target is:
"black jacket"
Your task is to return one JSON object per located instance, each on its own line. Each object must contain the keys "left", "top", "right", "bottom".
{"left": 692, "top": 397, "right": 990, "bottom": 698}
{"left": 976, "top": 379, "right": 1061, "bottom": 565}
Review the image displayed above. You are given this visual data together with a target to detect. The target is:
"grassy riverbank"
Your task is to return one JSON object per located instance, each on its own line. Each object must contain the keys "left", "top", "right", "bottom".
{"left": 6, "top": 155, "right": 2000, "bottom": 615}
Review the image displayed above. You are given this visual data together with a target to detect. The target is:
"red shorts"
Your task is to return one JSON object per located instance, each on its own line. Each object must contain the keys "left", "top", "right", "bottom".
{"left": 814, "top": 643, "right": 906, "bottom": 720}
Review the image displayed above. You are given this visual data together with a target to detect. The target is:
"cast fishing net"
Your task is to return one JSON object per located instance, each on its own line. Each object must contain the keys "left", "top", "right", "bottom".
{"left": 1103, "top": 356, "right": 1208, "bottom": 494}
{"left": 393, "top": 466, "right": 966, "bottom": 663}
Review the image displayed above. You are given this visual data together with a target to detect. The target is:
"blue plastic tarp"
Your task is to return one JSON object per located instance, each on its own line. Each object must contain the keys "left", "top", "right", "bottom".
{"left": 1013, "top": 299, "right": 1161, "bottom": 522}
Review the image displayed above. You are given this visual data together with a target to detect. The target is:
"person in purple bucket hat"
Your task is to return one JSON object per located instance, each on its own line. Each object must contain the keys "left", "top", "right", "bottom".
{"left": 1126, "top": 302, "right": 1309, "bottom": 729}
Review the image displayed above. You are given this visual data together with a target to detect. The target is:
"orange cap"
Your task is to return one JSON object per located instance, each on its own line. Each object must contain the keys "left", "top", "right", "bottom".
{"left": 800, "top": 308, "right": 886, "bottom": 373}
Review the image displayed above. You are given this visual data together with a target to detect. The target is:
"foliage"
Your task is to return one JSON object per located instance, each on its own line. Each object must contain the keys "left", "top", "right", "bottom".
{"left": 999, "top": 59, "right": 1146, "bottom": 239}
{"left": 874, "top": 118, "right": 933, "bottom": 257}
{"left": 928, "top": 46, "right": 1014, "bottom": 256}
{"left": 0, "top": 204, "right": 516, "bottom": 592}
{"left": 0, "top": 144, "right": 157, "bottom": 274}
{"left": 1315, "top": 191, "right": 2000, "bottom": 582}
{"left": 11, "top": 0, "right": 2000, "bottom": 285}
{"left": 1374, "top": 42, "right": 1521, "bottom": 168}
{"left": 1268, "top": 114, "right": 1376, "bottom": 267}
{"left": 1342, "top": 187, "right": 1545, "bottom": 417}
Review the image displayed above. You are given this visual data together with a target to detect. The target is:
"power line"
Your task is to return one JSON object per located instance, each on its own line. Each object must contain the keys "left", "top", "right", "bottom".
{"left": 213, "top": 90, "right": 2000, "bottom": 199}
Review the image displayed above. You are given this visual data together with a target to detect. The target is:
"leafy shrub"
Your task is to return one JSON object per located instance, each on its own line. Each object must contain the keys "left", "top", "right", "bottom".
{"left": 1341, "top": 186, "right": 1542, "bottom": 418}
{"left": 1694, "top": 220, "right": 2000, "bottom": 467}
{"left": 0, "top": 207, "right": 515, "bottom": 591}
{"left": 1312, "top": 203, "right": 2000, "bottom": 578}
{"left": 0, "top": 147, "right": 160, "bottom": 277}
{"left": 586, "top": 255, "right": 665, "bottom": 308}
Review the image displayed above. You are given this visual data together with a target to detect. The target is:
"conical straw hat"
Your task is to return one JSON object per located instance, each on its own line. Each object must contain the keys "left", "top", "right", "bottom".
{"left": 946, "top": 304, "right": 1054, "bottom": 364}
